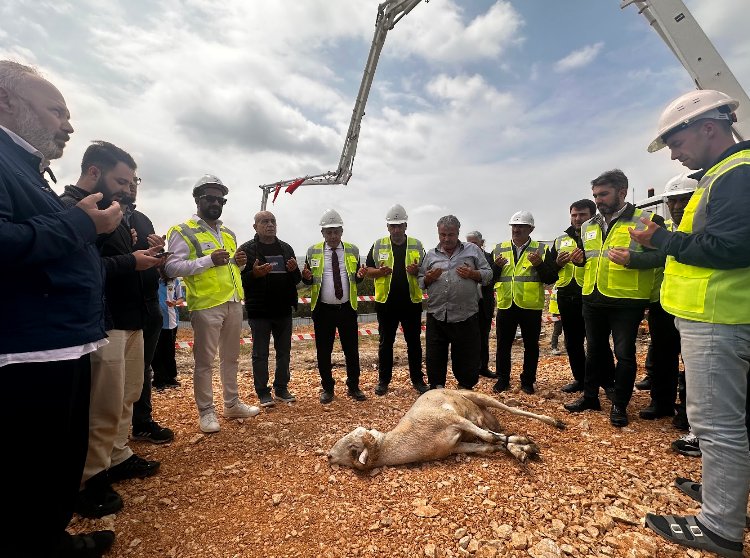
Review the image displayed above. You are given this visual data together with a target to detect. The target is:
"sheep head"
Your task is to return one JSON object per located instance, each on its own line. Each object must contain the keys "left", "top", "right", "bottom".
{"left": 327, "top": 427, "right": 381, "bottom": 470}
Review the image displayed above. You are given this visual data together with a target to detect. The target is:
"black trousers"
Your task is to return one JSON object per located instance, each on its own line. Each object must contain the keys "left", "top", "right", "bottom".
{"left": 2, "top": 356, "right": 90, "bottom": 557}
{"left": 496, "top": 304, "right": 542, "bottom": 387}
{"left": 152, "top": 327, "right": 178, "bottom": 385}
{"left": 425, "top": 313, "right": 480, "bottom": 389}
{"left": 133, "top": 303, "right": 162, "bottom": 429}
{"left": 557, "top": 295, "right": 587, "bottom": 383}
{"left": 583, "top": 302, "right": 645, "bottom": 407}
{"left": 376, "top": 301, "right": 424, "bottom": 385}
{"left": 313, "top": 301, "right": 361, "bottom": 391}
{"left": 248, "top": 314, "right": 293, "bottom": 395}
{"left": 647, "top": 301, "right": 681, "bottom": 409}
{"left": 477, "top": 302, "right": 495, "bottom": 373}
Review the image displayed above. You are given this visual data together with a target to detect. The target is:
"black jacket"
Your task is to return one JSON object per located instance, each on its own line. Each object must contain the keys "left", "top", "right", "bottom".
{"left": 239, "top": 235, "right": 302, "bottom": 316}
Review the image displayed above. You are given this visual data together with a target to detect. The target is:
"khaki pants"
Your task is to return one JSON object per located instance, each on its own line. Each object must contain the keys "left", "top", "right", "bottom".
{"left": 82, "top": 330, "right": 144, "bottom": 485}
{"left": 190, "top": 301, "right": 243, "bottom": 416}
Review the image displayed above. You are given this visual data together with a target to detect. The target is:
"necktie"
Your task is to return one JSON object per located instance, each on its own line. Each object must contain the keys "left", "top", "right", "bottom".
{"left": 331, "top": 248, "right": 344, "bottom": 300}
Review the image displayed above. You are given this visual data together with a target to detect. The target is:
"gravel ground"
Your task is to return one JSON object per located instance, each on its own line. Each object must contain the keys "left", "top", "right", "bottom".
{"left": 68, "top": 323, "right": 747, "bottom": 557}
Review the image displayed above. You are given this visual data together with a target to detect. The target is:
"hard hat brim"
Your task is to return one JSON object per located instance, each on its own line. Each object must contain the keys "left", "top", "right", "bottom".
{"left": 386, "top": 219, "right": 408, "bottom": 225}
{"left": 648, "top": 97, "right": 740, "bottom": 153}
{"left": 193, "top": 184, "right": 229, "bottom": 197}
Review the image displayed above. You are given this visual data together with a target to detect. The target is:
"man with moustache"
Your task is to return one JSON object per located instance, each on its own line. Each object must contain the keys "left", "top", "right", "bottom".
{"left": 0, "top": 61, "right": 120, "bottom": 557}
{"left": 60, "top": 141, "right": 165, "bottom": 519}
{"left": 166, "top": 175, "right": 260, "bottom": 432}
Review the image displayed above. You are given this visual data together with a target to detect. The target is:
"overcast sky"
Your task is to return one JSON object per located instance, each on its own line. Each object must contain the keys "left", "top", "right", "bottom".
{"left": 2, "top": 0, "right": 748, "bottom": 254}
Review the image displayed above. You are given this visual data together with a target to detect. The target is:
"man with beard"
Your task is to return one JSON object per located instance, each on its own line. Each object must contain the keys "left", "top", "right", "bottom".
{"left": 549, "top": 199, "right": 596, "bottom": 393}
{"left": 166, "top": 176, "right": 260, "bottom": 432}
{"left": 564, "top": 169, "right": 661, "bottom": 428}
{"left": 60, "top": 141, "right": 165, "bottom": 518}
{"left": 1, "top": 61, "right": 121, "bottom": 557}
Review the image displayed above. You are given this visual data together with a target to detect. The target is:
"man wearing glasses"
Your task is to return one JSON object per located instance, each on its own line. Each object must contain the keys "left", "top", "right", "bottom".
{"left": 165, "top": 175, "right": 260, "bottom": 433}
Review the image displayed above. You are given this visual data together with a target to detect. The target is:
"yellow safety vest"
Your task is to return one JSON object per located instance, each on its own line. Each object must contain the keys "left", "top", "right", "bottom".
{"left": 168, "top": 219, "right": 244, "bottom": 311}
{"left": 548, "top": 288, "right": 559, "bottom": 314}
{"left": 372, "top": 236, "right": 424, "bottom": 304}
{"left": 307, "top": 241, "right": 360, "bottom": 311}
{"left": 648, "top": 219, "right": 675, "bottom": 303}
{"left": 661, "top": 149, "right": 750, "bottom": 324}
{"left": 553, "top": 233, "right": 585, "bottom": 289}
{"left": 581, "top": 208, "right": 655, "bottom": 300}
{"left": 492, "top": 240, "right": 547, "bottom": 310}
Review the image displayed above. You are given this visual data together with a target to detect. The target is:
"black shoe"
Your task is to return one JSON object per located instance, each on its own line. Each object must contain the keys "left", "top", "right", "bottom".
{"left": 638, "top": 404, "right": 675, "bottom": 420}
{"left": 492, "top": 381, "right": 510, "bottom": 393}
{"left": 347, "top": 387, "right": 367, "bottom": 401}
{"left": 412, "top": 382, "right": 430, "bottom": 394}
{"left": 258, "top": 392, "right": 275, "bottom": 407}
{"left": 76, "top": 480, "right": 123, "bottom": 519}
{"left": 635, "top": 376, "right": 652, "bottom": 390}
{"left": 374, "top": 383, "right": 389, "bottom": 396}
{"left": 610, "top": 405, "right": 629, "bottom": 427}
{"left": 564, "top": 396, "right": 601, "bottom": 413}
{"left": 561, "top": 380, "right": 583, "bottom": 393}
{"left": 57, "top": 530, "right": 115, "bottom": 557}
{"left": 319, "top": 390, "right": 334, "bottom": 404}
{"left": 672, "top": 410, "right": 690, "bottom": 431}
{"left": 154, "top": 379, "right": 180, "bottom": 390}
{"left": 131, "top": 421, "right": 174, "bottom": 444}
{"left": 520, "top": 384, "right": 535, "bottom": 395}
{"left": 108, "top": 454, "right": 160, "bottom": 483}
{"left": 274, "top": 388, "right": 297, "bottom": 402}
{"left": 430, "top": 384, "right": 445, "bottom": 390}
{"left": 479, "top": 369, "right": 498, "bottom": 379}
{"left": 457, "top": 383, "right": 474, "bottom": 391}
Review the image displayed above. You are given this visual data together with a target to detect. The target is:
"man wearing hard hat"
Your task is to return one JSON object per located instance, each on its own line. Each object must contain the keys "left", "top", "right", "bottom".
{"left": 491, "top": 211, "right": 558, "bottom": 395}
{"left": 363, "top": 204, "right": 429, "bottom": 396}
{"left": 166, "top": 175, "right": 260, "bottom": 433}
{"left": 630, "top": 90, "right": 750, "bottom": 558}
{"left": 301, "top": 209, "right": 367, "bottom": 404}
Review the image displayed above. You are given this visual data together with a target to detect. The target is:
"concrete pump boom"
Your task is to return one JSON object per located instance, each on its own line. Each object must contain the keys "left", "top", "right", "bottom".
{"left": 258, "top": 0, "right": 426, "bottom": 209}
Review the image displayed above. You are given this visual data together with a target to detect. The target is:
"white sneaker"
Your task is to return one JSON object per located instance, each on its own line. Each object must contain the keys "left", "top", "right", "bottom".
{"left": 224, "top": 401, "right": 260, "bottom": 419}
{"left": 551, "top": 348, "right": 562, "bottom": 356}
{"left": 199, "top": 412, "right": 220, "bottom": 433}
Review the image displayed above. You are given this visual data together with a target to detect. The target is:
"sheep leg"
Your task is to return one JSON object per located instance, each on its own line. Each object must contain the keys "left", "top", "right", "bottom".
{"left": 451, "top": 442, "right": 504, "bottom": 456}
{"left": 451, "top": 417, "right": 539, "bottom": 462}
{"left": 458, "top": 390, "right": 566, "bottom": 430}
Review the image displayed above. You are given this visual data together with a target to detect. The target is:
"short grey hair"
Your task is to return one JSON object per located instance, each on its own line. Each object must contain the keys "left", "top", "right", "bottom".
{"left": 437, "top": 215, "right": 461, "bottom": 229}
{"left": 466, "top": 230, "right": 482, "bottom": 240}
{"left": 0, "top": 61, "right": 40, "bottom": 94}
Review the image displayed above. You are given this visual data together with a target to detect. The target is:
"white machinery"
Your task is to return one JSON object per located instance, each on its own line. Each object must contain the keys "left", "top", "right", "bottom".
{"left": 258, "top": 0, "right": 426, "bottom": 209}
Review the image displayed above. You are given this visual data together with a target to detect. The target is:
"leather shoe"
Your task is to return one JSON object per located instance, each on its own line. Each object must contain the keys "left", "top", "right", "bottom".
{"left": 635, "top": 376, "right": 652, "bottom": 390}
{"left": 564, "top": 396, "right": 601, "bottom": 413}
{"left": 374, "top": 383, "right": 388, "bottom": 396}
{"left": 492, "top": 381, "right": 510, "bottom": 393}
{"left": 479, "top": 369, "right": 498, "bottom": 379}
{"left": 610, "top": 404, "right": 629, "bottom": 427}
{"left": 412, "top": 382, "right": 429, "bottom": 394}
{"left": 75, "top": 481, "right": 123, "bottom": 519}
{"left": 561, "top": 380, "right": 583, "bottom": 393}
{"left": 319, "top": 390, "right": 334, "bottom": 404}
{"left": 347, "top": 387, "right": 367, "bottom": 401}
{"left": 639, "top": 404, "right": 675, "bottom": 420}
{"left": 520, "top": 384, "right": 535, "bottom": 395}
{"left": 108, "top": 454, "right": 160, "bottom": 483}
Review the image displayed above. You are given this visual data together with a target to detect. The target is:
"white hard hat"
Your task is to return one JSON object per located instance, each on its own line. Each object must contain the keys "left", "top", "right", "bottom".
{"left": 648, "top": 90, "right": 739, "bottom": 153}
{"left": 662, "top": 172, "right": 699, "bottom": 199}
{"left": 385, "top": 204, "right": 408, "bottom": 224}
{"left": 509, "top": 210, "right": 534, "bottom": 227}
{"left": 319, "top": 208, "right": 344, "bottom": 228}
{"left": 193, "top": 174, "right": 228, "bottom": 197}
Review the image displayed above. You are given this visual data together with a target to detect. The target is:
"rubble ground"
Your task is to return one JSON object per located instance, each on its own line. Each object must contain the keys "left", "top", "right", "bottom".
{"left": 69, "top": 323, "right": 749, "bottom": 557}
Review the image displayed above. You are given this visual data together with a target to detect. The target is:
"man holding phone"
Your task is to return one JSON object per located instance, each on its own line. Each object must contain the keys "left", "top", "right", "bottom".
{"left": 363, "top": 204, "right": 429, "bottom": 396}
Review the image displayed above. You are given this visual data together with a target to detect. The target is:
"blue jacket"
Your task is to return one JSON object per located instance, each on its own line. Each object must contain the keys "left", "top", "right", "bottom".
{"left": 0, "top": 129, "right": 106, "bottom": 353}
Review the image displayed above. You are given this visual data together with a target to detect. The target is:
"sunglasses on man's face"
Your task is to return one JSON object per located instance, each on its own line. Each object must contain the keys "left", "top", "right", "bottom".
{"left": 199, "top": 194, "right": 227, "bottom": 206}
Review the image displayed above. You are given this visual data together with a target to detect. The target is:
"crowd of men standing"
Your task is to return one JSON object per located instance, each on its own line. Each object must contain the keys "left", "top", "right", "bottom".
{"left": 2, "top": 57, "right": 748, "bottom": 558}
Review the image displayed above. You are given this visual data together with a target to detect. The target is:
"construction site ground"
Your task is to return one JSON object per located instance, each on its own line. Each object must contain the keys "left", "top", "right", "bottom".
{"left": 69, "top": 321, "right": 748, "bottom": 558}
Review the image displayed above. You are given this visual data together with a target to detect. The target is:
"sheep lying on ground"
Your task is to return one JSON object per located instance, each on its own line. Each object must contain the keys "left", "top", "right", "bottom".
{"left": 328, "top": 389, "right": 565, "bottom": 470}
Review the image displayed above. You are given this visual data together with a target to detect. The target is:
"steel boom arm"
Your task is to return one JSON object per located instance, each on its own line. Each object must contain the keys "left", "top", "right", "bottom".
{"left": 259, "top": 0, "right": 425, "bottom": 209}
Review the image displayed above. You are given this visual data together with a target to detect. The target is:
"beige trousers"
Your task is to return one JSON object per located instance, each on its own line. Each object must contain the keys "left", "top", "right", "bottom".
{"left": 190, "top": 301, "right": 243, "bottom": 416}
{"left": 82, "top": 329, "right": 144, "bottom": 485}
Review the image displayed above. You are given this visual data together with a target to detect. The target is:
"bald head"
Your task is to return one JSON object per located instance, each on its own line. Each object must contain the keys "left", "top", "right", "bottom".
{"left": 0, "top": 61, "right": 73, "bottom": 160}
{"left": 254, "top": 211, "right": 278, "bottom": 243}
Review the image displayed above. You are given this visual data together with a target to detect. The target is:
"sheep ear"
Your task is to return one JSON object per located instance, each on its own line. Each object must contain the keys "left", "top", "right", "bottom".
{"left": 358, "top": 448, "right": 369, "bottom": 465}
{"left": 362, "top": 431, "right": 377, "bottom": 448}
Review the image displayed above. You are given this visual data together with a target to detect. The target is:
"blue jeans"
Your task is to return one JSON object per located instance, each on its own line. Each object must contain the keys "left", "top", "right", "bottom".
{"left": 248, "top": 315, "right": 293, "bottom": 396}
{"left": 677, "top": 317, "right": 750, "bottom": 542}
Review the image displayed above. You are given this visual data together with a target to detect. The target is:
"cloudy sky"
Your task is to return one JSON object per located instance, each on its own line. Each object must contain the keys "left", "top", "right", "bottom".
{"left": 2, "top": 0, "right": 748, "bottom": 254}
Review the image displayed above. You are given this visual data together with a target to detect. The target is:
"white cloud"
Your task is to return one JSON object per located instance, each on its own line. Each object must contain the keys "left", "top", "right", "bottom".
{"left": 554, "top": 42, "right": 604, "bottom": 73}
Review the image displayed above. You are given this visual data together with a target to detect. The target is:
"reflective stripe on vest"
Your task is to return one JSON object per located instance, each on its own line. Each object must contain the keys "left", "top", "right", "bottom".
{"left": 661, "top": 150, "right": 750, "bottom": 324}
{"left": 553, "top": 233, "right": 584, "bottom": 288}
{"left": 492, "top": 240, "right": 546, "bottom": 310}
{"left": 581, "top": 209, "right": 655, "bottom": 300}
{"left": 372, "top": 236, "right": 424, "bottom": 304}
{"left": 306, "top": 241, "right": 360, "bottom": 311}
{"left": 168, "top": 220, "right": 244, "bottom": 311}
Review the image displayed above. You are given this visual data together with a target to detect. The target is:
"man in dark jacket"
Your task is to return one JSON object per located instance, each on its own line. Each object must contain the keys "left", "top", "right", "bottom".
{"left": 466, "top": 231, "right": 498, "bottom": 380}
{"left": 239, "top": 211, "right": 301, "bottom": 407}
{"left": 60, "top": 141, "right": 164, "bottom": 519}
{"left": 0, "top": 60, "right": 120, "bottom": 558}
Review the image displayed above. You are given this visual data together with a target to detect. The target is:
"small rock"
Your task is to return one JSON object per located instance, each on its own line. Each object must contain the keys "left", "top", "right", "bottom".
{"left": 414, "top": 504, "right": 440, "bottom": 518}
{"left": 454, "top": 528, "right": 467, "bottom": 540}
{"left": 549, "top": 518, "right": 565, "bottom": 537}
{"left": 493, "top": 524, "right": 513, "bottom": 539}
{"left": 475, "top": 546, "right": 498, "bottom": 558}
{"left": 560, "top": 544, "right": 575, "bottom": 555}
{"left": 686, "top": 550, "right": 702, "bottom": 558}
{"left": 424, "top": 543, "right": 437, "bottom": 558}
{"left": 606, "top": 506, "right": 640, "bottom": 526}
{"left": 272, "top": 493, "right": 283, "bottom": 506}
{"left": 528, "top": 539, "right": 561, "bottom": 558}
{"left": 458, "top": 535, "right": 470, "bottom": 549}
{"left": 510, "top": 532, "right": 528, "bottom": 550}
{"left": 159, "top": 498, "right": 172, "bottom": 506}
{"left": 467, "top": 539, "right": 480, "bottom": 553}
{"left": 129, "top": 539, "right": 141, "bottom": 548}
